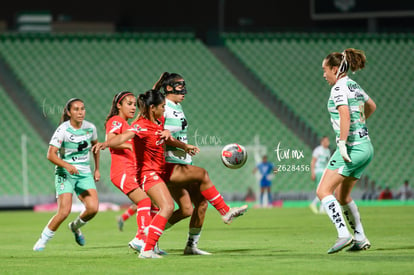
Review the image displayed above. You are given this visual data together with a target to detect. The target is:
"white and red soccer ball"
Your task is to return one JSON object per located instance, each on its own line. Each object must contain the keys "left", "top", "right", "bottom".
{"left": 221, "top": 143, "right": 248, "bottom": 169}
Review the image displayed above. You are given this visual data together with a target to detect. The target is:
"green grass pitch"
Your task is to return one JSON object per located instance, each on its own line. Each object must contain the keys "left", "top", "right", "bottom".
{"left": 1, "top": 205, "right": 413, "bottom": 274}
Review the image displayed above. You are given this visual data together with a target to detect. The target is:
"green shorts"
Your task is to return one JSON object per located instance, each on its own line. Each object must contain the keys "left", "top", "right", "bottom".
{"left": 327, "top": 141, "right": 374, "bottom": 179}
{"left": 55, "top": 170, "right": 96, "bottom": 197}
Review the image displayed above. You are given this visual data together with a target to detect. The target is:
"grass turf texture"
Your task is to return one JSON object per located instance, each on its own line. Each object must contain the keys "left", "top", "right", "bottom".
{"left": 1, "top": 205, "right": 413, "bottom": 274}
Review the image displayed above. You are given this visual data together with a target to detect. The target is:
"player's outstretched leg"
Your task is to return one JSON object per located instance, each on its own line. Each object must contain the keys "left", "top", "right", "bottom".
{"left": 221, "top": 204, "right": 248, "bottom": 224}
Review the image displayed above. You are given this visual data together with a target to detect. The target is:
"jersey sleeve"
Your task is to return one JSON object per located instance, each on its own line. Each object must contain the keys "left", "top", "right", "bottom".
{"left": 361, "top": 89, "right": 370, "bottom": 102}
{"left": 91, "top": 123, "right": 98, "bottom": 141}
{"left": 312, "top": 147, "right": 319, "bottom": 158}
{"left": 331, "top": 85, "right": 348, "bottom": 107}
{"left": 106, "top": 117, "right": 124, "bottom": 135}
{"left": 49, "top": 124, "right": 65, "bottom": 149}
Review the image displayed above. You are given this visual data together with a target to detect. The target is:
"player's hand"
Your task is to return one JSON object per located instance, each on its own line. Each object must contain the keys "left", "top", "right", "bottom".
{"left": 157, "top": 130, "right": 172, "bottom": 141}
{"left": 337, "top": 140, "right": 352, "bottom": 162}
{"left": 94, "top": 170, "right": 100, "bottom": 182}
{"left": 92, "top": 142, "right": 108, "bottom": 153}
{"left": 65, "top": 164, "right": 79, "bottom": 175}
{"left": 185, "top": 144, "right": 200, "bottom": 156}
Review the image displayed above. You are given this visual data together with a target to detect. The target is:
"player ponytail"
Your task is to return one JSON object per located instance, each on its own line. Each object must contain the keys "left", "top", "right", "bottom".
{"left": 104, "top": 91, "right": 134, "bottom": 129}
{"left": 324, "top": 48, "right": 366, "bottom": 78}
{"left": 152, "top": 72, "right": 171, "bottom": 91}
{"left": 152, "top": 72, "right": 185, "bottom": 94}
{"left": 60, "top": 98, "right": 83, "bottom": 124}
{"left": 136, "top": 89, "right": 165, "bottom": 120}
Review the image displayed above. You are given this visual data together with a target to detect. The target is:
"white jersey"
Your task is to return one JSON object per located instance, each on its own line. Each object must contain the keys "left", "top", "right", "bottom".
{"left": 312, "top": 145, "right": 331, "bottom": 173}
{"left": 49, "top": 120, "right": 98, "bottom": 174}
{"left": 327, "top": 76, "right": 370, "bottom": 146}
{"left": 164, "top": 98, "right": 192, "bottom": 164}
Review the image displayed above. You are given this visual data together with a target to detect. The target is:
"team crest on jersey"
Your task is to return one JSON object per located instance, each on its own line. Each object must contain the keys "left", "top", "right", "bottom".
{"left": 133, "top": 124, "right": 147, "bottom": 132}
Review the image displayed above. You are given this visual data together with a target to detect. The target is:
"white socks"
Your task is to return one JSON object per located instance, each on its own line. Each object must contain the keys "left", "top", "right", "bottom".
{"left": 321, "top": 195, "right": 351, "bottom": 238}
{"left": 39, "top": 226, "right": 55, "bottom": 245}
{"left": 187, "top": 228, "right": 202, "bottom": 247}
{"left": 71, "top": 216, "right": 87, "bottom": 230}
{"left": 342, "top": 200, "right": 366, "bottom": 241}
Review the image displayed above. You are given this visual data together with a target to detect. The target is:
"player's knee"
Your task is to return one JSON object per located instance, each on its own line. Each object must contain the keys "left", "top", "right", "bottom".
{"left": 200, "top": 168, "right": 211, "bottom": 183}
{"left": 161, "top": 201, "right": 175, "bottom": 217}
{"left": 57, "top": 207, "right": 72, "bottom": 219}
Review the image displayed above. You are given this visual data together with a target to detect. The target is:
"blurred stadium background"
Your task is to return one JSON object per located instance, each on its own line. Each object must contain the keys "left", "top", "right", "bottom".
{"left": 0, "top": 0, "right": 413, "bottom": 208}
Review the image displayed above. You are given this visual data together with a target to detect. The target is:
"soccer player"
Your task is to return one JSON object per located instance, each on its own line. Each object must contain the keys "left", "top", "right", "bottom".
{"left": 253, "top": 155, "right": 275, "bottom": 207}
{"left": 33, "top": 98, "right": 100, "bottom": 251}
{"left": 317, "top": 48, "right": 376, "bottom": 254}
{"left": 95, "top": 89, "right": 188, "bottom": 258}
{"left": 153, "top": 72, "right": 208, "bottom": 255}
{"left": 309, "top": 136, "right": 331, "bottom": 214}
{"left": 94, "top": 89, "right": 248, "bottom": 257}
{"left": 153, "top": 72, "right": 248, "bottom": 255}
{"left": 104, "top": 91, "right": 152, "bottom": 251}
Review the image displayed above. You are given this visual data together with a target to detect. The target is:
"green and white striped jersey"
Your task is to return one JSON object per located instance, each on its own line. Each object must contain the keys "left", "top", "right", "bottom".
{"left": 49, "top": 120, "right": 98, "bottom": 174}
{"left": 164, "top": 98, "right": 192, "bottom": 164}
{"left": 327, "top": 76, "right": 370, "bottom": 146}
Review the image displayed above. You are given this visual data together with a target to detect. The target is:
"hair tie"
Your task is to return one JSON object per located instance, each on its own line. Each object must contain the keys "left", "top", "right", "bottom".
{"left": 336, "top": 50, "right": 348, "bottom": 78}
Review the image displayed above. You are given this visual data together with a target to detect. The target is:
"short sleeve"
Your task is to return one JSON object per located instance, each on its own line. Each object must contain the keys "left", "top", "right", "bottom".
{"left": 312, "top": 147, "right": 319, "bottom": 158}
{"left": 91, "top": 123, "right": 98, "bottom": 141}
{"left": 49, "top": 125, "right": 65, "bottom": 149}
{"left": 106, "top": 117, "right": 123, "bottom": 135}
{"left": 331, "top": 86, "right": 348, "bottom": 107}
{"left": 361, "top": 89, "right": 370, "bottom": 102}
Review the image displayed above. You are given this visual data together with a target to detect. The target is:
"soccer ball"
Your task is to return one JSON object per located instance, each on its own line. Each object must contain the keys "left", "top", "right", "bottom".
{"left": 221, "top": 143, "right": 248, "bottom": 169}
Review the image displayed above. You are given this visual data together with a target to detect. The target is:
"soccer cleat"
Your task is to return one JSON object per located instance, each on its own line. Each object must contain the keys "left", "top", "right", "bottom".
{"left": 128, "top": 238, "right": 144, "bottom": 252}
{"left": 327, "top": 236, "right": 353, "bottom": 254}
{"left": 68, "top": 222, "right": 85, "bottom": 246}
{"left": 154, "top": 243, "right": 168, "bottom": 255}
{"left": 138, "top": 250, "right": 163, "bottom": 259}
{"left": 222, "top": 205, "right": 248, "bottom": 224}
{"left": 184, "top": 246, "right": 212, "bottom": 255}
{"left": 33, "top": 239, "right": 46, "bottom": 251}
{"left": 117, "top": 216, "right": 124, "bottom": 232}
{"left": 347, "top": 238, "right": 371, "bottom": 252}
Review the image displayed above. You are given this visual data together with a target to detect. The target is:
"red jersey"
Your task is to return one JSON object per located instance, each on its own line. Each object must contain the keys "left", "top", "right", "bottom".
{"left": 106, "top": 116, "right": 136, "bottom": 178}
{"left": 131, "top": 116, "right": 166, "bottom": 177}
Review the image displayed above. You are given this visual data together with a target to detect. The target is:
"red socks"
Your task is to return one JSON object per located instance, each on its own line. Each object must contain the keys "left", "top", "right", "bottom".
{"left": 121, "top": 206, "right": 136, "bottom": 221}
{"left": 201, "top": 186, "right": 230, "bottom": 215}
{"left": 135, "top": 198, "right": 152, "bottom": 240}
{"left": 143, "top": 214, "right": 167, "bottom": 251}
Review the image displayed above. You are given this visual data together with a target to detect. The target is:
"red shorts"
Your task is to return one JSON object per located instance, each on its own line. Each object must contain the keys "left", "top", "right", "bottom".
{"left": 138, "top": 171, "right": 167, "bottom": 192}
{"left": 111, "top": 172, "right": 140, "bottom": 195}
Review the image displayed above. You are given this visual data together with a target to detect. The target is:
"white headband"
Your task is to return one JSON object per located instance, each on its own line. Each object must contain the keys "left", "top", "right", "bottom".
{"left": 336, "top": 51, "right": 348, "bottom": 78}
